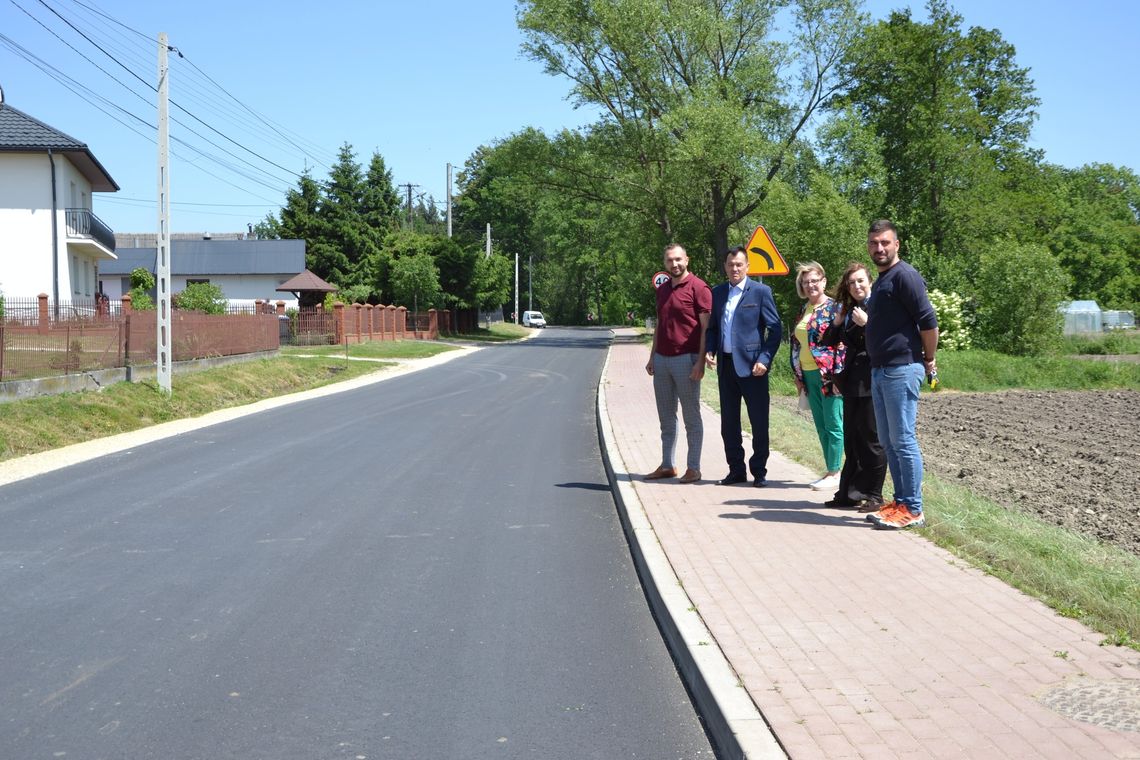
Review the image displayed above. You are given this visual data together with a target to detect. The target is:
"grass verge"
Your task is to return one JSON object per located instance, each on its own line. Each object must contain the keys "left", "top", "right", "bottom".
{"left": 1060, "top": 330, "right": 1140, "bottom": 356}
{"left": 0, "top": 354, "right": 391, "bottom": 463}
{"left": 707, "top": 376, "right": 1140, "bottom": 650}
{"left": 759, "top": 345, "right": 1140, "bottom": 395}
{"left": 440, "top": 322, "right": 532, "bottom": 342}
{"left": 934, "top": 349, "right": 1140, "bottom": 391}
{"left": 281, "top": 340, "right": 457, "bottom": 360}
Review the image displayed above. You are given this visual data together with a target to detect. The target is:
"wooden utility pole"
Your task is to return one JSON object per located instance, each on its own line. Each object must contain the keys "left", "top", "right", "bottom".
{"left": 399, "top": 183, "right": 419, "bottom": 227}
{"left": 446, "top": 163, "right": 452, "bottom": 238}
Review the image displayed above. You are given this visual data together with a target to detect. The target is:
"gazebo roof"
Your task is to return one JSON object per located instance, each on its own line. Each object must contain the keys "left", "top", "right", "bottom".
{"left": 277, "top": 269, "right": 337, "bottom": 293}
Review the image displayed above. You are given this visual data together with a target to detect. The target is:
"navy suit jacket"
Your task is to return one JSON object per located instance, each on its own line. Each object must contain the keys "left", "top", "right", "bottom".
{"left": 706, "top": 278, "right": 782, "bottom": 378}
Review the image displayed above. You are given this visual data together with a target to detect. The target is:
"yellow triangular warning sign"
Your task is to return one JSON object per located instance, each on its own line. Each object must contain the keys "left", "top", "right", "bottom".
{"left": 744, "top": 226, "right": 789, "bottom": 276}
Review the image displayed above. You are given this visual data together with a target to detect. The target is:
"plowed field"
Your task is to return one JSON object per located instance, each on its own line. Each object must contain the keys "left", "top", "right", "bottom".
{"left": 777, "top": 389, "right": 1140, "bottom": 555}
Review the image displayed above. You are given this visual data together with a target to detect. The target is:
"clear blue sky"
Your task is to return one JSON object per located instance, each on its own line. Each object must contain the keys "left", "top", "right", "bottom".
{"left": 2, "top": 1, "right": 1136, "bottom": 236}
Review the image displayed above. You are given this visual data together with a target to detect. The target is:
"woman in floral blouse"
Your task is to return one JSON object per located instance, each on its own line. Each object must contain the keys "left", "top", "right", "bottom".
{"left": 791, "top": 261, "right": 846, "bottom": 491}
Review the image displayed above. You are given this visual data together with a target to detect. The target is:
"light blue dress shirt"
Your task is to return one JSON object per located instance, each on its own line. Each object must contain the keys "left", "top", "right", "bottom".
{"left": 721, "top": 280, "right": 746, "bottom": 353}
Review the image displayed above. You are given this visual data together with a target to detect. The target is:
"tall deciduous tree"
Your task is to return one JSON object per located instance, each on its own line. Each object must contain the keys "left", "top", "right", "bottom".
{"left": 1047, "top": 163, "right": 1140, "bottom": 312}
{"left": 518, "top": 0, "right": 865, "bottom": 270}
{"left": 473, "top": 253, "right": 513, "bottom": 319}
{"left": 390, "top": 252, "right": 442, "bottom": 312}
{"left": 834, "top": 0, "right": 1039, "bottom": 285}
{"left": 974, "top": 240, "right": 1069, "bottom": 355}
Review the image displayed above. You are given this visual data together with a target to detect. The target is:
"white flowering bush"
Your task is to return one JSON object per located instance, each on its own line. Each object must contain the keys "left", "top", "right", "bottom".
{"left": 929, "top": 289, "right": 971, "bottom": 350}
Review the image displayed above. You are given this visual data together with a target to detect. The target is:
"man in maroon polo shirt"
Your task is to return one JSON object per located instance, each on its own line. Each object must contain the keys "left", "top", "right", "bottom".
{"left": 645, "top": 244, "right": 713, "bottom": 483}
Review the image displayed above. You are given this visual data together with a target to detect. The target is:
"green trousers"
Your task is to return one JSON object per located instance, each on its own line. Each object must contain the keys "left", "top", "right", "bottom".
{"left": 802, "top": 368, "right": 844, "bottom": 472}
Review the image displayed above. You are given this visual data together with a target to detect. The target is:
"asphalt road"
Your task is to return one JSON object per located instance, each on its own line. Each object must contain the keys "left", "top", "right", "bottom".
{"left": 0, "top": 328, "right": 716, "bottom": 759}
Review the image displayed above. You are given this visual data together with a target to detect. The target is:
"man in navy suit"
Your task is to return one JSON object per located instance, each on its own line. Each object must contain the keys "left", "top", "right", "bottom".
{"left": 705, "top": 246, "right": 783, "bottom": 486}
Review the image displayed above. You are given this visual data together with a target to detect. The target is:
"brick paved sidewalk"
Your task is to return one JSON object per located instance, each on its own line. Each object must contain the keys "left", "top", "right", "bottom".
{"left": 601, "top": 336, "right": 1139, "bottom": 759}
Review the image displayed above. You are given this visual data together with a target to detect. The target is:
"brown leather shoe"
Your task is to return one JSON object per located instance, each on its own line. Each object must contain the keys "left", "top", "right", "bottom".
{"left": 644, "top": 466, "right": 678, "bottom": 480}
{"left": 858, "top": 497, "right": 886, "bottom": 513}
{"left": 679, "top": 468, "right": 701, "bottom": 484}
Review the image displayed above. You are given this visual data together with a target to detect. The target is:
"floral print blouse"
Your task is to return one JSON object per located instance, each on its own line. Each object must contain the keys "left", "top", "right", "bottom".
{"left": 790, "top": 298, "right": 846, "bottom": 396}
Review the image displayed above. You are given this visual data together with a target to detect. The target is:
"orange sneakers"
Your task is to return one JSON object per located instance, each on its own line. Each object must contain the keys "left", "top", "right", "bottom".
{"left": 870, "top": 503, "right": 926, "bottom": 530}
{"left": 864, "top": 501, "right": 904, "bottom": 524}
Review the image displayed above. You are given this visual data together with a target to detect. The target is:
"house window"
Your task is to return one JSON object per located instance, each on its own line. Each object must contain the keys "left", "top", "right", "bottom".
{"left": 72, "top": 256, "right": 80, "bottom": 297}
{"left": 187, "top": 279, "right": 210, "bottom": 285}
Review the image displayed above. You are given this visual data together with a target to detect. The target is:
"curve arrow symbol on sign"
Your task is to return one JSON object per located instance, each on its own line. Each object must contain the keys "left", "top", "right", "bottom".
{"left": 743, "top": 226, "right": 789, "bottom": 276}
{"left": 748, "top": 246, "right": 774, "bottom": 270}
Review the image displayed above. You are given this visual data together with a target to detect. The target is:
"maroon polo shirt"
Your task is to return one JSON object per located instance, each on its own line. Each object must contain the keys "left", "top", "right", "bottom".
{"left": 655, "top": 273, "right": 712, "bottom": 356}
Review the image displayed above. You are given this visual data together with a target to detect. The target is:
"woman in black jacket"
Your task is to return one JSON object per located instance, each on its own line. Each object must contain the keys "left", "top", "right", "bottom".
{"left": 823, "top": 262, "right": 887, "bottom": 511}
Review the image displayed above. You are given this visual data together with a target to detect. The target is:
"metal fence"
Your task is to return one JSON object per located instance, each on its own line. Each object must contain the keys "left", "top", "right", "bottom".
{"left": 0, "top": 297, "right": 461, "bottom": 382}
{"left": 0, "top": 322, "right": 123, "bottom": 380}
{"left": 283, "top": 309, "right": 337, "bottom": 346}
{"left": 1, "top": 298, "right": 278, "bottom": 382}
{"left": 1, "top": 295, "right": 116, "bottom": 325}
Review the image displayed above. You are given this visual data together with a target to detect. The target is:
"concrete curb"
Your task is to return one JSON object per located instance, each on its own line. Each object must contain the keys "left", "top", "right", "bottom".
{"left": 596, "top": 344, "right": 787, "bottom": 760}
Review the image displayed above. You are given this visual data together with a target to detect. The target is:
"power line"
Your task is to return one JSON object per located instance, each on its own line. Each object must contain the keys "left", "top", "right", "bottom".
{"left": 11, "top": 0, "right": 153, "bottom": 108}
{"left": 33, "top": 0, "right": 153, "bottom": 92}
{"left": 0, "top": 29, "right": 289, "bottom": 200}
{"left": 66, "top": 0, "right": 152, "bottom": 43}
{"left": 14, "top": 1, "right": 293, "bottom": 187}
{"left": 106, "top": 197, "right": 278, "bottom": 208}
{"left": 178, "top": 52, "right": 334, "bottom": 170}
{"left": 0, "top": 31, "right": 154, "bottom": 138}
{"left": 32, "top": 0, "right": 308, "bottom": 182}
{"left": 3, "top": 0, "right": 375, "bottom": 219}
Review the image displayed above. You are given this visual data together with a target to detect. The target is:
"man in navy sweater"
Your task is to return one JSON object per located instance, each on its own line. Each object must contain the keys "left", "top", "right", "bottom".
{"left": 863, "top": 220, "right": 939, "bottom": 530}
{"left": 704, "top": 246, "right": 783, "bottom": 487}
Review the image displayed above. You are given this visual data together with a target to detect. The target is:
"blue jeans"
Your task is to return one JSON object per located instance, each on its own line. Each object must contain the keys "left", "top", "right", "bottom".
{"left": 871, "top": 363, "right": 925, "bottom": 513}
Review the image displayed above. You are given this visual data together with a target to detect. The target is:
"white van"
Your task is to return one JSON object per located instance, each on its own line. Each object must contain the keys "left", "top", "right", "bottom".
{"left": 522, "top": 310, "right": 547, "bottom": 328}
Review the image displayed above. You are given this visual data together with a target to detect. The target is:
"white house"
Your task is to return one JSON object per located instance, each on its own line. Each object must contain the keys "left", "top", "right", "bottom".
{"left": 0, "top": 96, "right": 119, "bottom": 302}
{"left": 100, "top": 238, "right": 306, "bottom": 311}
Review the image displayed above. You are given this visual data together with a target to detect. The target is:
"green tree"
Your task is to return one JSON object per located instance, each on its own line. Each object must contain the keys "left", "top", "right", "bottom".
{"left": 973, "top": 240, "right": 1069, "bottom": 355}
{"left": 834, "top": 0, "right": 1040, "bottom": 287}
{"left": 816, "top": 106, "right": 887, "bottom": 219}
{"left": 175, "top": 282, "right": 227, "bottom": 314}
{"left": 262, "top": 147, "right": 401, "bottom": 300}
{"left": 390, "top": 252, "right": 442, "bottom": 312}
{"left": 268, "top": 169, "right": 351, "bottom": 286}
{"left": 361, "top": 151, "right": 402, "bottom": 231}
{"left": 319, "top": 143, "right": 386, "bottom": 290}
{"left": 128, "top": 267, "right": 156, "bottom": 310}
{"left": 755, "top": 171, "right": 866, "bottom": 319}
{"left": 1046, "top": 163, "right": 1140, "bottom": 312}
{"left": 518, "top": 0, "right": 866, "bottom": 268}
{"left": 473, "top": 253, "right": 513, "bottom": 319}
{"left": 454, "top": 137, "right": 543, "bottom": 272}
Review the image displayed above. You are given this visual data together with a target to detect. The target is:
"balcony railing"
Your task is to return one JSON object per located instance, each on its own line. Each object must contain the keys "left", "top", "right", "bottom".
{"left": 65, "top": 208, "right": 117, "bottom": 253}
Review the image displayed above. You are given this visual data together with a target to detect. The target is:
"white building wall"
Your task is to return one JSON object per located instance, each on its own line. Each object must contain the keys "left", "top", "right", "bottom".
{"left": 100, "top": 275, "right": 128, "bottom": 300}
{"left": 0, "top": 152, "right": 104, "bottom": 300}
{"left": 57, "top": 158, "right": 103, "bottom": 300}
{"left": 0, "top": 153, "right": 53, "bottom": 298}
{"left": 172, "top": 274, "right": 298, "bottom": 310}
